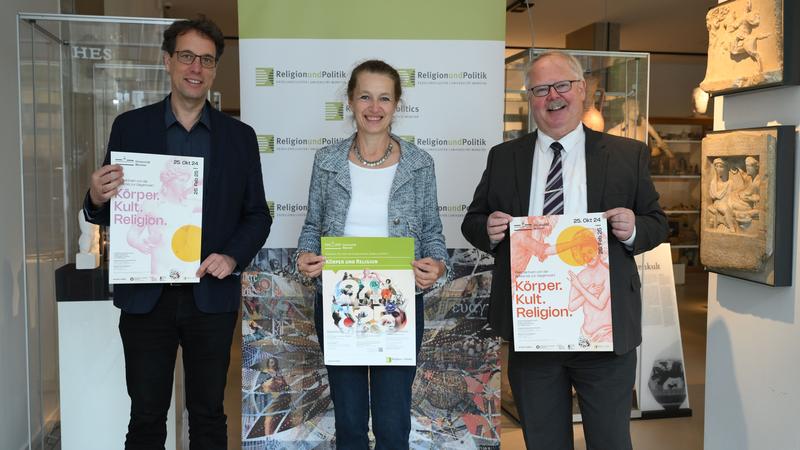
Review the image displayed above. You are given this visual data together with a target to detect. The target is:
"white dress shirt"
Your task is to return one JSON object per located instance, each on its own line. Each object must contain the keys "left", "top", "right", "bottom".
{"left": 530, "top": 124, "right": 636, "bottom": 246}
{"left": 528, "top": 124, "right": 587, "bottom": 216}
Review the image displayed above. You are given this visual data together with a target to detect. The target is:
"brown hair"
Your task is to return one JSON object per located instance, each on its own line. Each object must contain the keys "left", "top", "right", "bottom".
{"left": 161, "top": 15, "right": 225, "bottom": 61}
{"left": 346, "top": 60, "right": 402, "bottom": 101}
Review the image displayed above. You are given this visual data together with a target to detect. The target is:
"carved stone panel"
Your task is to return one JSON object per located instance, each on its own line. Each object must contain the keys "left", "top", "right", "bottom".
{"left": 701, "top": 127, "right": 795, "bottom": 286}
{"left": 700, "top": 0, "right": 784, "bottom": 94}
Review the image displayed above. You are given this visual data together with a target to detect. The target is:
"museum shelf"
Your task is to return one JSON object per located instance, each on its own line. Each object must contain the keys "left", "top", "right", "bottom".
{"left": 650, "top": 117, "right": 712, "bottom": 270}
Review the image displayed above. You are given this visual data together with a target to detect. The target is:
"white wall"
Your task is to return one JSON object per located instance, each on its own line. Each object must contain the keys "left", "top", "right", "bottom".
{"left": 1, "top": 4, "right": 60, "bottom": 450}
{"left": 704, "top": 88, "right": 800, "bottom": 449}
{"left": 104, "top": 0, "right": 161, "bottom": 17}
{"left": 650, "top": 55, "right": 709, "bottom": 118}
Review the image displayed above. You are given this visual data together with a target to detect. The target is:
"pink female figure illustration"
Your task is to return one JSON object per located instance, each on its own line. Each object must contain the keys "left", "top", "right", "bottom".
{"left": 126, "top": 160, "right": 202, "bottom": 276}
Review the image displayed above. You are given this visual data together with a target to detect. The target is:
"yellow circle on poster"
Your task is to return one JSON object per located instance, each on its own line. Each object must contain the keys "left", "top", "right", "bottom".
{"left": 172, "top": 225, "right": 202, "bottom": 262}
{"left": 556, "top": 226, "right": 598, "bottom": 266}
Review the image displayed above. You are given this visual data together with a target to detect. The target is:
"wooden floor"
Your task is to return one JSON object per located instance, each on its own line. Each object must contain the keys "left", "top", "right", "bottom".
{"left": 501, "top": 271, "right": 709, "bottom": 449}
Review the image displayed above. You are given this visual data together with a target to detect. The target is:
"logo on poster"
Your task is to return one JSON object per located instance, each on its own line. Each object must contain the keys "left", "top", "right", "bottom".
{"left": 325, "top": 102, "right": 344, "bottom": 121}
{"left": 412, "top": 137, "right": 488, "bottom": 152}
{"left": 255, "top": 67, "right": 346, "bottom": 86}
{"left": 415, "top": 69, "right": 489, "bottom": 86}
{"left": 255, "top": 68, "right": 274, "bottom": 87}
{"left": 397, "top": 68, "right": 415, "bottom": 87}
{"left": 260, "top": 135, "right": 347, "bottom": 152}
{"left": 276, "top": 202, "right": 308, "bottom": 216}
{"left": 257, "top": 135, "right": 274, "bottom": 153}
{"left": 398, "top": 135, "right": 415, "bottom": 144}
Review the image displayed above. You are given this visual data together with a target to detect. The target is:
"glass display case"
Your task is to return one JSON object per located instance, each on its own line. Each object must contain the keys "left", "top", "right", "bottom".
{"left": 17, "top": 13, "right": 173, "bottom": 448}
{"left": 505, "top": 49, "right": 650, "bottom": 142}
{"left": 649, "top": 117, "right": 713, "bottom": 272}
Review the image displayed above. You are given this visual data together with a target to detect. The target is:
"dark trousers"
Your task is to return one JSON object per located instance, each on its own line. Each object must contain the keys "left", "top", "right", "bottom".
{"left": 508, "top": 349, "right": 637, "bottom": 450}
{"left": 315, "top": 293, "right": 424, "bottom": 450}
{"left": 119, "top": 285, "right": 237, "bottom": 450}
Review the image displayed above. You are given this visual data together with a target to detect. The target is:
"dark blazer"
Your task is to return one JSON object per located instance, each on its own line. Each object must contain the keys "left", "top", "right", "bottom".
{"left": 461, "top": 126, "right": 667, "bottom": 354}
{"left": 86, "top": 98, "right": 271, "bottom": 314}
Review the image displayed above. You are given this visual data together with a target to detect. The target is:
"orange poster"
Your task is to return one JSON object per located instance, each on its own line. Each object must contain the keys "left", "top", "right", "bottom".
{"left": 509, "top": 213, "right": 612, "bottom": 351}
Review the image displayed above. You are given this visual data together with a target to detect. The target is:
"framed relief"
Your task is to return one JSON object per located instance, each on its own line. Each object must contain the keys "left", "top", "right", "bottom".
{"left": 700, "top": 126, "right": 795, "bottom": 286}
{"left": 700, "top": 0, "right": 800, "bottom": 95}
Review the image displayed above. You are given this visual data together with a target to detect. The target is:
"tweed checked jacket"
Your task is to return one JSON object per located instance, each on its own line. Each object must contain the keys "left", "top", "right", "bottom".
{"left": 296, "top": 133, "right": 448, "bottom": 268}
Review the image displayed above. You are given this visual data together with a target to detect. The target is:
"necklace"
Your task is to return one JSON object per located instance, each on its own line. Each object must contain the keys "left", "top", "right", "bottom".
{"left": 353, "top": 138, "right": 393, "bottom": 167}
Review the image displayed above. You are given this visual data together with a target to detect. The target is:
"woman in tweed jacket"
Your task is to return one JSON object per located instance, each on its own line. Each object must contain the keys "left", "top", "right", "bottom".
{"left": 295, "top": 60, "right": 448, "bottom": 449}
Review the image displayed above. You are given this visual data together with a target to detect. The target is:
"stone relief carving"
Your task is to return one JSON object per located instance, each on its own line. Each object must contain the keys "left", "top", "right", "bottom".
{"left": 706, "top": 156, "right": 762, "bottom": 233}
{"left": 700, "top": 0, "right": 782, "bottom": 94}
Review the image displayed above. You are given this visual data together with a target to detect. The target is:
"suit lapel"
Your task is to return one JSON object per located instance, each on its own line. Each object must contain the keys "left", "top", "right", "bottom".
{"left": 207, "top": 105, "right": 222, "bottom": 191}
{"left": 513, "top": 131, "right": 537, "bottom": 216}
{"left": 584, "top": 126, "right": 608, "bottom": 213}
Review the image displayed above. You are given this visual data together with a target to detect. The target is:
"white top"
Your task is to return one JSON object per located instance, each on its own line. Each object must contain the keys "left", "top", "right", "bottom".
{"left": 343, "top": 161, "right": 398, "bottom": 237}
{"left": 529, "top": 124, "right": 587, "bottom": 215}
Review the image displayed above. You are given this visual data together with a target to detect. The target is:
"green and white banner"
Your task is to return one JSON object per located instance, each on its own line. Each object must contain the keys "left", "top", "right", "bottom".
{"left": 239, "top": 0, "right": 506, "bottom": 249}
{"left": 239, "top": 1, "right": 505, "bottom": 448}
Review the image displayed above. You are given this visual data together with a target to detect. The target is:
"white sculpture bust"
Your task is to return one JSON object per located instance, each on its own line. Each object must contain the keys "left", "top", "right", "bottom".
{"left": 76, "top": 209, "right": 100, "bottom": 269}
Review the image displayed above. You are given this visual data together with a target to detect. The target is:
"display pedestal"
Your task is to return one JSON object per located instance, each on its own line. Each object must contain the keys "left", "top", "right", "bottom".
{"left": 57, "top": 299, "right": 176, "bottom": 450}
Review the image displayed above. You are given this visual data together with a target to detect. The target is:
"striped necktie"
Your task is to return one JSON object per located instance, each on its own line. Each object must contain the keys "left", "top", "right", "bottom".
{"left": 542, "top": 141, "right": 564, "bottom": 215}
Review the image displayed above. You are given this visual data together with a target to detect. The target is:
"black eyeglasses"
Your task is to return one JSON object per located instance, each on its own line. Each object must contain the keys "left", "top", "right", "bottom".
{"left": 174, "top": 50, "right": 217, "bottom": 69}
{"left": 528, "top": 80, "right": 581, "bottom": 97}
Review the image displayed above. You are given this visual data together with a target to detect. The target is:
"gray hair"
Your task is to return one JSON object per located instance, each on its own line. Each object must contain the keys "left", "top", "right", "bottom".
{"left": 524, "top": 51, "right": 585, "bottom": 91}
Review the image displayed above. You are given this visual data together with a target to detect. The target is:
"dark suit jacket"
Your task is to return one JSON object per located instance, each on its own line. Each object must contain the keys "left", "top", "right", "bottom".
{"left": 86, "top": 98, "right": 271, "bottom": 314}
{"left": 461, "top": 126, "right": 667, "bottom": 354}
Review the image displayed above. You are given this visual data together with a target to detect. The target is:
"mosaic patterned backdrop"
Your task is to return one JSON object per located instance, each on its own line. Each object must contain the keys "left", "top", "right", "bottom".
{"left": 241, "top": 248, "right": 500, "bottom": 450}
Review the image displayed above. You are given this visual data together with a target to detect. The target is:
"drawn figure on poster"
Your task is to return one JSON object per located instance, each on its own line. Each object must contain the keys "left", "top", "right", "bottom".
{"left": 511, "top": 216, "right": 558, "bottom": 281}
{"left": 126, "top": 160, "right": 202, "bottom": 277}
{"left": 728, "top": 0, "right": 770, "bottom": 72}
{"left": 567, "top": 235, "right": 612, "bottom": 347}
{"left": 330, "top": 271, "right": 409, "bottom": 333}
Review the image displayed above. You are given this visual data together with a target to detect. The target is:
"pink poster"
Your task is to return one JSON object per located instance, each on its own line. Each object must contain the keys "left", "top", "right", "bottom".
{"left": 109, "top": 151, "right": 203, "bottom": 284}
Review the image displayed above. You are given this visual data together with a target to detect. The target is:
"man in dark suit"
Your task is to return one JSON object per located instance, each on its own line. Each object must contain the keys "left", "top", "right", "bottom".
{"left": 461, "top": 51, "right": 667, "bottom": 449}
{"left": 84, "top": 17, "right": 270, "bottom": 449}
